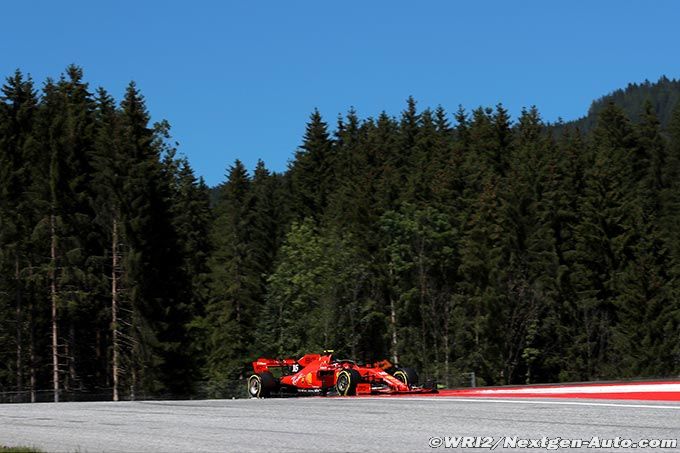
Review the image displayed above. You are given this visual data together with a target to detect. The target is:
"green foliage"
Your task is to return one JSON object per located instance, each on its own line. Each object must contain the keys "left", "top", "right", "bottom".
{"left": 0, "top": 446, "right": 43, "bottom": 453}
{"left": 566, "top": 76, "right": 680, "bottom": 132}
{"left": 2, "top": 69, "right": 680, "bottom": 401}
{"left": 290, "top": 110, "right": 334, "bottom": 221}
{"left": 0, "top": 67, "right": 210, "bottom": 399}
{"left": 258, "top": 219, "right": 371, "bottom": 359}
{"left": 380, "top": 203, "right": 457, "bottom": 378}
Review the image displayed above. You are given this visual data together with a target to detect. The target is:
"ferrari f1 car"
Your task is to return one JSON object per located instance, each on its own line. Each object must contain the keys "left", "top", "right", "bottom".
{"left": 247, "top": 351, "right": 437, "bottom": 397}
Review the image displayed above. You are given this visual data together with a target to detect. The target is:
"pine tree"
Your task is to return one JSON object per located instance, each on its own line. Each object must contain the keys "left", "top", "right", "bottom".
{"left": 57, "top": 66, "right": 100, "bottom": 396}
{"left": 205, "top": 160, "right": 258, "bottom": 394}
{"left": 496, "top": 107, "right": 558, "bottom": 384}
{"left": 571, "top": 103, "right": 638, "bottom": 379}
{"left": 326, "top": 108, "right": 371, "bottom": 235}
{"left": 612, "top": 101, "right": 678, "bottom": 377}
{"left": 465, "top": 107, "right": 496, "bottom": 191}
{"left": 163, "top": 156, "right": 214, "bottom": 390}
{"left": 290, "top": 110, "right": 334, "bottom": 221}
{"left": 91, "top": 87, "right": 126, "bottom": 400}
{"left": 119, "top": 81, "right": 174, "bottom": 396}
{"left": 541, "top": 125, "right": 587, "bottom": 381}
{"left": 28, "top": 66, "right": 98, "bottom": 401}
{"left": 405, "top": 108, "right": 437, "bottom": 202}
{"left": 457, "top": 179, "right": 504, "bottom": 384}
{"left": 249, "top": 160, "right": 282, "bottom": 298}
{"left": 367, "top": 112, "right": 400, "bottom": 212}
{"left": 0, "top": 70, "right": 38, "bottom": 398}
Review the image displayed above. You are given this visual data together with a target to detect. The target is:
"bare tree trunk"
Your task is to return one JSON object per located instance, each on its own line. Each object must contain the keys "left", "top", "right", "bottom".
{"left": 64, "top": 341, "right": 70, "bottom": 391}
{"left": 112, "top": 218, "right": 120, "bottom": 402}
{"left": 130, "top": 364, "right": 136, "bottom": 401}
{"left": 444, "top": 310, "right": 450, "bottom": 388}
{"left": 95, "top": 328, "right": 102, "bottom": 384}
{"left": 387, "top": 265, "right": 400, "bottom": 365}
{"left": 68, "top": 323, "right": 76, "bottom": 389}
{"left": 15, "top": 255, "right": 23, "bottom": 395}
{"left": 50, "top": 213, "right": 59, "bottom": 403}
{"left": 234, "top": 268, "right": 241, "bottom": 323}
{"left": 417, "top": 247, "right": 429, "bottom": 368}
{"left": 29, "top": 330, "right": 36, "bottom": 403}
{"left": 389, "top": 295, "right": 399, "bottom": 365}
{"left": 347, "top": 299, "right": 356, "bottom": 361}
{"left": 29, "top": 266, "right": 36, "bottom": 403}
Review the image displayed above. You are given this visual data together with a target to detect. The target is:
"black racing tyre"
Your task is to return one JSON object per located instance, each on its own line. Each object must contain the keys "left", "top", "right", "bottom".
{"left": 248, "top": 371, "right": 278, "bottom": 398}
{"left": 335, "top": 369, "right": 361, "bottom": 396}
{"left": 393, "top": 367, "right": 419, "bottom": 388}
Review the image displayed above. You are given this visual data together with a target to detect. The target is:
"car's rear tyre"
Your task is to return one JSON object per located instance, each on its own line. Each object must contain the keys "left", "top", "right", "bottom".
{"left": 336, "top": 369, "right": 361, "bottom": 396}
{"left": 248, "top": 371, "right": 277, "bottom": 398}
{"left": 393, "top": 367, "right": 418, "bottom": 388}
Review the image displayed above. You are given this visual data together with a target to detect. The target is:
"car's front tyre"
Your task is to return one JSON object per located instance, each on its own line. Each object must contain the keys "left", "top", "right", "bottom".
{"left": 393, "top": 367, "right": 418, "bottom": 388}
{"left": 336, "top": 369, "right": 361, "bottom": 396}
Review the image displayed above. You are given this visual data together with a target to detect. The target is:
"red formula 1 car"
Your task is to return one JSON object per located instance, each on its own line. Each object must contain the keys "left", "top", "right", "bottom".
{"left": 247, "top": 351, "right": 437, "bottom": 397}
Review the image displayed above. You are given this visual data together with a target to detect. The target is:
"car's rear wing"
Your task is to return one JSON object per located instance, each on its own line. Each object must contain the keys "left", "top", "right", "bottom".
{"left": 252, "top": 358, "right": 297, "bottom": 373}
{"left": 252, "top": 353, "right": 331, "bottom": 374}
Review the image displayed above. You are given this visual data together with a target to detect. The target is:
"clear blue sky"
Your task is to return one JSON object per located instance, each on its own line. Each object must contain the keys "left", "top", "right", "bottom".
{"left": 2, "top": 1, "right": 680, "bottom": 186}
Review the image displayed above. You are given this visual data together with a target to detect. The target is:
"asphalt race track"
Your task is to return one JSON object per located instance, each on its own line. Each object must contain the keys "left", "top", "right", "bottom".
{"left": 1, "top": 396, "right": 679, "bottom": 452}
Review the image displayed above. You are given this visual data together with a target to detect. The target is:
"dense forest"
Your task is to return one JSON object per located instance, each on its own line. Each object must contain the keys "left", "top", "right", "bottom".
{"left": 568, "top": 76, "right": 680, "bottom": 132}
{"left": 1, "top": 68, "right": 680, "bottom": 402}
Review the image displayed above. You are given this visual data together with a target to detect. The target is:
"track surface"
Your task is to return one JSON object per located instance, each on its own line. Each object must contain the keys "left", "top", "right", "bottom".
{"left": 1, "top": 397, "right": 679, "bottom": 452}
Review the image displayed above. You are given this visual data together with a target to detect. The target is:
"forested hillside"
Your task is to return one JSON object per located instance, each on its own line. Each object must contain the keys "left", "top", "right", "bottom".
{"left": 566, "top": 76, "right": 680, "bottom": 132}
{"left": 1, "top": 67, "right": 680, "bottom": 402}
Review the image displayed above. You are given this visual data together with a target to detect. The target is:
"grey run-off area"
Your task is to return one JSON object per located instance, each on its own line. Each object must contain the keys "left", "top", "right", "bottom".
{"left": 1, "top": 397, "right": 679, "bottom": 452}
